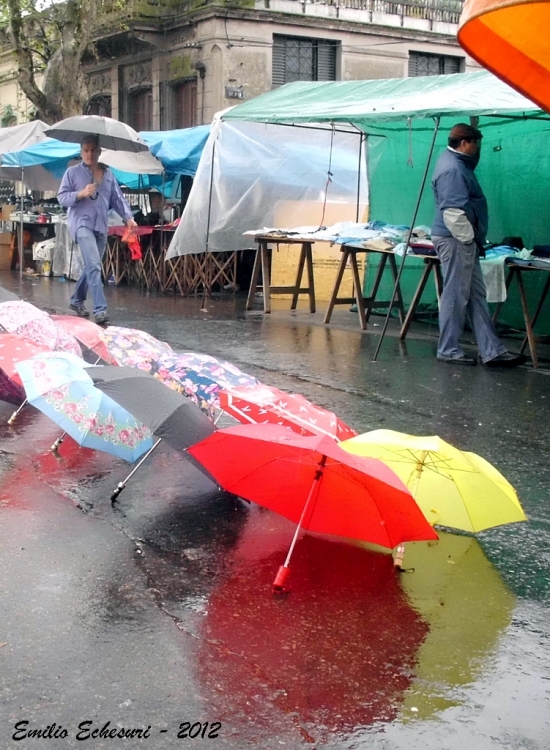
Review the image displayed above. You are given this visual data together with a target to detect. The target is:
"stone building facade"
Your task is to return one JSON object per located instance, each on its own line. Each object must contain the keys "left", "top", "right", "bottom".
{"left": 1, "top": 0, "right": 471, "bottom": 128}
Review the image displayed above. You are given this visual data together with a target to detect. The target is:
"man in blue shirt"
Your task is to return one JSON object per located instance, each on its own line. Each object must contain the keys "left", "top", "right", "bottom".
{"left": 58, "top": 135, "right": 137, "bottom": 325}
{"left": 431, "top": 123, "right": 525, "bottom": 368}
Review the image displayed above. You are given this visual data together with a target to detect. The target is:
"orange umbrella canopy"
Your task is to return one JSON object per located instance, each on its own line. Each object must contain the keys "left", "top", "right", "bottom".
{"left": 458, "top": 0, "right": 550, "bottom": 113}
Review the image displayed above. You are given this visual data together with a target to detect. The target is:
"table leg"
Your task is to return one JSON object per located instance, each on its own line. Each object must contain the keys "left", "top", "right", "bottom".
{"left": 324, "top": 249, "right": 349, "bottom": 325}
{"left": 349, "top": 252, "right": 367, "bottom": 330}
{"left": 260, "top": 241, "right": 271, "bottom": 314}
{"left": 399, "top": 261, "right": 433, "bottom": 340}
{"left": 516, "top": 269, "right": 538, "bottom": 368}
{"left": 364, "top": 254, "right": 388, "bottom": 324}
{"left": 246, "top": 247, "right": 262, "bottom": 310}
{"left": 291, "top": 245, "right": 307, "bottom": 310}
{"left": 388, "top": 254, "right": 405, "bottom": 325}
{"left": 519, "top": 272, "right": 550, "bottom": 357}
{"left": 305, "top": 243, "right": 316, "bottom": 313}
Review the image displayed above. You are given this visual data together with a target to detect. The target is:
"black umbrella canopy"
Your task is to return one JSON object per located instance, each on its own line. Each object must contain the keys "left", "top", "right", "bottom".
{"left": 86, "top": 366, "right": 215, "bottom": 451}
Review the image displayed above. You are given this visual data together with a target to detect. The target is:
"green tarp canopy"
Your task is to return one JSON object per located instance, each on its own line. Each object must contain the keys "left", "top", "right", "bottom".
{"left": 223, "top": 70, "right": 550, "bottom": 333}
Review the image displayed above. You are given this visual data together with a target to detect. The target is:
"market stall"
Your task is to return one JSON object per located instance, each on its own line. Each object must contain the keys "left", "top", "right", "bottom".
{"left": 205, "top": 70, "right": 550, "bottom": 343}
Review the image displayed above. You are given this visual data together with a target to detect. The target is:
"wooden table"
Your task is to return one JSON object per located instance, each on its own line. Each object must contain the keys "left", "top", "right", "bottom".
{"left": 398, "top": 254, "right": 443, "bottom": 339}
{"left": 493, "top": 258, "right": 550, "bottom": 368}
{"left": 324, "top": 244, "right": 405, "bottom": 330}
{"left": 246, "top": 235, "right": 315, "bottom": 314}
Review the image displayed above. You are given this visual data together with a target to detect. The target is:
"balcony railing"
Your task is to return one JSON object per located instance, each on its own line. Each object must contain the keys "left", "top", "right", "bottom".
{"left": 262, "top": 0, "right": 464, "bottom": 24}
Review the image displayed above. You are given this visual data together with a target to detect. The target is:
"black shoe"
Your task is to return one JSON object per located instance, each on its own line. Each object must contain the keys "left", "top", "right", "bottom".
{"left": 437, "top": 355, "right": 477, "bottom": 366}
{"left": 485, "top": 352, "right": 527, "bottom": 368}
{"left": 70, "top": 303, "right": 90, "bottom": 318}
{"left": 94, "top": 311, "right": 109, "bottom": 326}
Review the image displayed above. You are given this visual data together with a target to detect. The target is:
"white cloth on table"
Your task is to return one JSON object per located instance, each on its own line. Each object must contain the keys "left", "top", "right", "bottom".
{"left": 480, "top": 257, "right": 507, "bottom": 304}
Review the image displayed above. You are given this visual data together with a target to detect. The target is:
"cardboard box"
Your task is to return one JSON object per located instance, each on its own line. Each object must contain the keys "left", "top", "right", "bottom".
{"left": 2, "top": 205, "right": 15, "bottom": 222}
{"left": 0, "top": 231, "right": 13, "bottom": 270}
{"left": 271, "top": 199, "right": 369, "bottom": 302}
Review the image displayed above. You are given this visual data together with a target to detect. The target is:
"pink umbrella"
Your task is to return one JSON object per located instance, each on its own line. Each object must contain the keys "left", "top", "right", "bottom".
{"left": 51, "top": 315, "right": 118, "bottom": 365}
{"left": 0, "top": 301, "right": 81, "bottom": 357}
{"left": 219, "top": 383, "right": 358, "bottom": 441}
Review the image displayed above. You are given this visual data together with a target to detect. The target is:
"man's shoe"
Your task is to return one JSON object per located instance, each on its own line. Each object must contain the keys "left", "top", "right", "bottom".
{"left": 437, "top": 355, "right": 477, "bottom": 366}
{"left": 94, "top": 311, "right": 109, "bottom": 326}
{"left": 485, "top": 352, "right": 527, "bottom": 368}
{"left": 69, "top": 303, "right": 90, "bottom": 318}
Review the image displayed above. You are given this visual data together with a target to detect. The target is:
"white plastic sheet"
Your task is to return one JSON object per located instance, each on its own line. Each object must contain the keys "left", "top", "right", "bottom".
{"left": 166, "top": 120, "right": 368, "bottom": 258}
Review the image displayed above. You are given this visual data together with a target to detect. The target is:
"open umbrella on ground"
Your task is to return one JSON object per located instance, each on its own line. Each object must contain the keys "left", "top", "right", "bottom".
{"left": 151, "top": 351, "right": 258, "bottom": 419}
{"left": 15, "top": 353, "right": 154, "bottom": 463}
{"left": 0, "top": 334, "right": 49, "bottom": 407}
{"left": 197, "top": 505, "right": 430, "bottom": 738}
{"left": 51, "top": 315, "right": 118, "bottom": 365}
{"left": 339, "top": 429, "right": 528, "bottom": 534}
{"left": 101, "top": 326, "right": 173, "bottom": 369}
{"left": 458, "top": 0, "right": 550, "bottom": 113}
{"left": 0, "top": 301, "right": 81, "bottom": 357}
{"left": 86, "top": 365, "right": 216, "bottom": 501}
{"left": 188, "top": 423, "right": 438, "bottom": 591}
{"left": 45, "top": 115, "right": 149, "bottom": 153}
{"left": 219, "top": 382, "right": 358, "bottom": 440}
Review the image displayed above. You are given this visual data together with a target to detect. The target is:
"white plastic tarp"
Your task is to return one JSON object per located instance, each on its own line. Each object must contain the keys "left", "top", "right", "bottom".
{"left": 166, "top": 119, "right": 368, "bottom": 258}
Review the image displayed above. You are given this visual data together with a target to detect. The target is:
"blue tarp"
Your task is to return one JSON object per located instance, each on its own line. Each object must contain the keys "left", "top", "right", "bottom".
{"left": 0, "top": 126, "right": 211, "bottom": 187}
{"left": 1, "top": 139, "right": 79, "bottom": 176}
{"left": 140, "top": 126, "right": 210, "bottom": 176}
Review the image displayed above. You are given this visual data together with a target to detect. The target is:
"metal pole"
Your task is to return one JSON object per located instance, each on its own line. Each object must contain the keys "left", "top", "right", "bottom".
{"left": 356, "top": 133, "right": 364, "bottom": 223}
{"left": 372, "top": 117, "right": 441, "bottom": 362}
{"left": 19, "top": 166, "right": 24, "bottom": 279}
{"left": 110, "top": 438, "right": 162, "bottom": 503}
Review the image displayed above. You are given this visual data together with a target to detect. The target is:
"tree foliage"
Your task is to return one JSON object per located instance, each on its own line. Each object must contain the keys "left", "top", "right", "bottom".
{"left": 4, "top": 0, "right": 120, "bottom": 123}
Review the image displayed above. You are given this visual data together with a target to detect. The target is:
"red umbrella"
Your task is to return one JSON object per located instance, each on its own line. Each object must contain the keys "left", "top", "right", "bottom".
{"left": 196, "top": 507, "right": 430, "bottom": 738}
{"left": 188, "top": 423, "right": 437, "bottom": 590}
{"left": 51, "top": 315, "right": 118, "bottom": 365}
{"left": 0, "top": 333, "right": 49, "bottom": 406}
{"left": 219, "top": 383, "right": 357, "bottom": 440}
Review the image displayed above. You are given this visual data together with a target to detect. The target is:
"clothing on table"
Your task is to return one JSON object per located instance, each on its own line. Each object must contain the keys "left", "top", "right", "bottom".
{"left": 433, "top": 236, "right": 506, "bottom": 363}
{"left": 58, "top": 161, "right": 133, "bottom": 241}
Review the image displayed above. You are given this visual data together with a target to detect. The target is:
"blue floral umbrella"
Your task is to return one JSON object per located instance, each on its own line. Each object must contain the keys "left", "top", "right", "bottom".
{"left": 152, "top": 352, "right": 258, "bottom": 419}
{"left": 15, "top": 352, "right": 153, "bottom": 462}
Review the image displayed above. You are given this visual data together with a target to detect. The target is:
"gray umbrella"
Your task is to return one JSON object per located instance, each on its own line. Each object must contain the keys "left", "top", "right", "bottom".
{"left": 86, "top": 365, "right": 216, "bottom": 502}
{"left": 0, "top": 286, "right": 21, "bottom": 303}
{"left": 45, "top": 115, "right": 149, "bottom": 153}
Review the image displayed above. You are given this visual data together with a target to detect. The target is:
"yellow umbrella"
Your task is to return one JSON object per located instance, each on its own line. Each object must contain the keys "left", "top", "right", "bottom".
{"left": 397, "top": 531, "right": 516, "bottom": 719}
{"left": 458, "top": 0, "right": 550, "bottom": 113}
{"left": 339, "top": 429, "right": 527, "bottom": 533}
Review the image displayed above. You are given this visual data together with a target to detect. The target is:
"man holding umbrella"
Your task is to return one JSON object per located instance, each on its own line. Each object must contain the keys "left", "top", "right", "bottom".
{"left": 58, "top": 135, "right": 137, "bottom": 325}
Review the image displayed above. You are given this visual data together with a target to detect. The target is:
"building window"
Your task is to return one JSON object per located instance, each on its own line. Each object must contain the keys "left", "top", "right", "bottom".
{"left": 173, "top": 80, "right": 197, "bottom": 129}
{"left": 272, "top": 35, "right": 337, "bottom": 87}
{"left": 409, "top": 52, "right": 463, "bottom": 77}
{"left": 126, "top": 87, "right": 152, "bottom": 131}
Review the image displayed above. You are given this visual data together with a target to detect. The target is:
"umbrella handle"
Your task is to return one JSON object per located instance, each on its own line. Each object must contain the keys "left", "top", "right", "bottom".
{"left": 51, "top": 432, "right": 66, "bottom": 452}
{"left": 272, "top": 565, "right": 291, "bottom": 594}
{"left": 7, "top": 398, "right": 28, "bottom": 425}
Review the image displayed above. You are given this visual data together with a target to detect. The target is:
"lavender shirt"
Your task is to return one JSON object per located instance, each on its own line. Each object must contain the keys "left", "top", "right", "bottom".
{"left": 58, "top": 161, "right": 133, "bottom": 241}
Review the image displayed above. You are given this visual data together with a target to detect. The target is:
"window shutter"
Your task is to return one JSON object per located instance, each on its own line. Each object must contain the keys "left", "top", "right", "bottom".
{"left": 317, "top": 41, "right": 336, "bottom": 82}
{"left": 272, "top": 36, "right": 286, "bottom": 87}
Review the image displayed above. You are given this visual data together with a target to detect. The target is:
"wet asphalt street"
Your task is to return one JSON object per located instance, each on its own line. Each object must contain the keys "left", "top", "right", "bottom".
{"left": 1, "top": 271, "right": 549, "bottom": 750}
